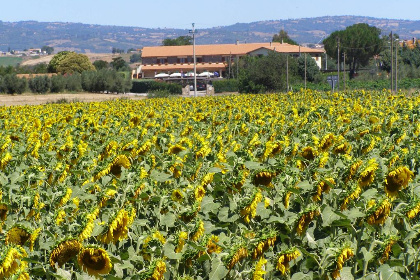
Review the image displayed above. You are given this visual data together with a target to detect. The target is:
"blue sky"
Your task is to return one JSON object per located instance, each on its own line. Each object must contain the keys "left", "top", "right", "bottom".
{"left": 1, "top": 0, "right": 419, "bottom": 29}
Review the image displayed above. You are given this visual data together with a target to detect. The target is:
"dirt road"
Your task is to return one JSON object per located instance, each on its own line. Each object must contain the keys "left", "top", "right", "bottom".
{"left": 0, "top": 93, "right": 146, "bottom": 106}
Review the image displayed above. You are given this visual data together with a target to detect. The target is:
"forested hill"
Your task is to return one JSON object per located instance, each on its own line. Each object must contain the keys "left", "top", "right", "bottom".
{"left": 1, "top": 16, "right": 420, "bottom": 53}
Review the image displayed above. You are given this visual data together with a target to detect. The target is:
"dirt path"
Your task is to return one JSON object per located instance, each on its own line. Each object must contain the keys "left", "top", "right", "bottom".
{"left": 0, "top": 93, "right": 146, "bottom": 106}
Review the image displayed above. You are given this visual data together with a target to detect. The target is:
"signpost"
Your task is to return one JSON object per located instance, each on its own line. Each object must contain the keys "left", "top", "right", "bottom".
{"left": 327, "top": 75, "right": 339, "bottom": 92}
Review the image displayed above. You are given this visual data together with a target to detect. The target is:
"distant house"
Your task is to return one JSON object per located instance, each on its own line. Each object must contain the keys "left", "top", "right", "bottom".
{"left": 134, "top": 42, "right": 324, "bottom": 78}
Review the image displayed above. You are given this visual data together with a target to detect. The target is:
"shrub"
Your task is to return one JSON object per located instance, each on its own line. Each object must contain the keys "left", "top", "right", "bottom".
{"left": 65, "top": 73, "right": 82, "bottom": 92}
{"left": 2, "top": 74, "right": 27, "bottom": 94}
{"left": 213, "top": 79, "right": 239, "bottom": 93}
{"left": 28, "top": 75, "right": 51, "bottom": 94}
{"left": 50, "top": 75, "right": 67, "bottom": 93}
{"left": 131, "top": 80, "right": 182, "bottom": 94}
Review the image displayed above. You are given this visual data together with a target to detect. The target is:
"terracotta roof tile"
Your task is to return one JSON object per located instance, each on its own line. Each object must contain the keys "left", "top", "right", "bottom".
{"left": 142, "top": 42, "right": 324, "bottom": 58}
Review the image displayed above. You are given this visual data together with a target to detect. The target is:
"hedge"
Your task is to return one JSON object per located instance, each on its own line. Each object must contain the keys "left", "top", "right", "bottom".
{"left": 212, "top": 79, "right": 239, "bottom": 93}
{"left": 131, "top": 79, "right": 182, "bottom": 94}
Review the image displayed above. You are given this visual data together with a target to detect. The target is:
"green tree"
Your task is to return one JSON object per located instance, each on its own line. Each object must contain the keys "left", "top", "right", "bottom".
{"left": 323, "top": 23, "right": 382, "bottom": 78}
{"left": 55, "top": 52, "right": 95, "bottom": 74}
{"left": 48, "top": 51, "right": 71, "bottom": 73}
{"left": 272, "top": 30, "right": 298, "bottom": 45}
{"left": 162, "top": 36, "right": 192, "bottom": 46}
{"left": 238, "top": 51, "right": 298, "bottom": 93}
{"left": 3, "top": 74, "right": 27, "bottom": 94}
{"left": 41, "top": 46, "right": 54, "bottom": 55}
{"left": 50, "top": 75, "right": 66, "bottom": 93}
{"left": 93, "top": 60, "right": 109, "bottom": 70}
{"left": 297, "top": 55, "right": 322, "bottom": 83}
{"left": 110, "top": 57, "right": 129, "bottom": 71}
{"left": 130, "top": 53, "right": 141, "bottom": 63}
{"left": 28, "top": 76, "right": 51, "bottom": 94}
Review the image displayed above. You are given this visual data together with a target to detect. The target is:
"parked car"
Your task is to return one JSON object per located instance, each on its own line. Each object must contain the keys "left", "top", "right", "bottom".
{"left": 189, "top": 82, "right": 206, "bottom": 91}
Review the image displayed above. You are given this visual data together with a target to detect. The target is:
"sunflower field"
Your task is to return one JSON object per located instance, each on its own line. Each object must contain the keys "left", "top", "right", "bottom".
{"left": 0, "top": 89, "right": 420, "bottom": 280}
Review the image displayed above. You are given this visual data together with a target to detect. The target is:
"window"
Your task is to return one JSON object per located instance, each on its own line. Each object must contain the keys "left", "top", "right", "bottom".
{"left": 158, "top": 58, "right": 167, "bottom": 64}
{"left": 178, "top": 57, "right": 187, "bottom": 64}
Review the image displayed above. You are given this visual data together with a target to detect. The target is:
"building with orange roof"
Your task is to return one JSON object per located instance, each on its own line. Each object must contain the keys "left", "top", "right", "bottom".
{"left": 133, "top": 42, "right": 324, "bottom": 78}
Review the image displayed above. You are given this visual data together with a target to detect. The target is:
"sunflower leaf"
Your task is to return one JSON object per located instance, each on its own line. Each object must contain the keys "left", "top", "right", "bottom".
{"left": 209, "top": 257, "right": 228, "bottom": 280}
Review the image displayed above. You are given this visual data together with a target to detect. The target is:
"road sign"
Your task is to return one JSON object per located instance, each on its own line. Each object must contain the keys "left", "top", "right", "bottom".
{"left": 327, "top": 75, "right": 338, "bottom": 91}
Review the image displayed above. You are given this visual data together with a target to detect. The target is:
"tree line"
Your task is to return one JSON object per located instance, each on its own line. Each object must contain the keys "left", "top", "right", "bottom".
{"left": 0, "top": 51, "right": 132, "bottom": 94}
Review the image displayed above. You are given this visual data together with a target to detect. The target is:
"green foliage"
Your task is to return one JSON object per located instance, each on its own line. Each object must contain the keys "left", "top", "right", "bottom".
{"left": 65, "top": 73, "right": 82, "bottom": 92}
{"left": 81, "top": 69, "right": 132, "bottom": 93}
{"left": 272, "top": 29, "right": 298, "bottom": 45}
{"left": 131, "top": 80, "right": 182, "bottom": 94}
{"left": 213, "top": 79, "right": 239, "bottom": 93}
{"left": 238, "top": 52, "right": 298, "bottom": 93}
{"left": 112, "top": 47, "right": 125, "bottom": 54}
{"left": 323, "top": 23, "right": 382, "bottom": 77}
{"left": 297, "top": 55, "right": 322, "bottom": 83}
{"left": 162, "top": 36, "right": 192, "bottom": 46}
{"left": 93, "top": 60, "right": 109, "bottom": 70}
{"left": 28, "top": 75, "right": 51, "bottom": 94}
{"left": 48, "top": 51, "right": 71, "bottom": 73}
{"left": 129, "top": 53, "right": 141, "bottom": 63}
{"left": 1, "top": 74, "right": 27, "bottom": 94}
{"left": 110, "top": 57, "right": 129, "bottom": 72}
{"left": 50, "top": 75, "right": 67, "bottom": 93}
{"left": 41, "top": 45, "right": 54, "bottom": 55}
{"left": 56, "top": 52, "right": 95, "bottom": 74}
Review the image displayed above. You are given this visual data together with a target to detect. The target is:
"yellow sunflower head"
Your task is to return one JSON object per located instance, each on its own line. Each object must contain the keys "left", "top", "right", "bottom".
{"left": 171, "top": 189, "right": 184, "bottom": 202}
{"left": 0, "top": 245, "right": 27, "bottom": 279}
{"left": 301, "top": 146, "right": 317, "bottom": 160}
{"left": 384, "top": 166, "right": 413, "bottom": 198}
{"left": 5, "top": 225, "right": 31, "bottom": 246}
{"left": 0, "top": 203, "right": 8, "bottom": 221}
{"left": 49, "top": 238, "right": 82, "bottom": 268}
{"left": 78, "top": 246, "right": 112, "bottom": 277}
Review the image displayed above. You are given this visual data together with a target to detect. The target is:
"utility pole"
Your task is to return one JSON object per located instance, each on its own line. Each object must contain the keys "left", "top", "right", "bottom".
{"left": 337, "top": 37, "right": 340, "bottom": 91}
{"left": 395, "top": 39, "right": 398, "bottom": 92}
{"left": 286, "top": 55, "right": 289, "bottom": 91}
{"left": 190, "top": 23, "right": 197, "bottom": 97}
{"left": 304, "top": 53, "right": 307, "bottom": 91}
{"left": 390, "top": 31, "right": 393, "bottom": 92}
{"left": 343, "top": 52, "right": 346, "bottom": 91}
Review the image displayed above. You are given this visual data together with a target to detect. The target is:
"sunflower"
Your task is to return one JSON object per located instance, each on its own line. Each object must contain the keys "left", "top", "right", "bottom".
{"left": 5, "top": 225, "right": 31, "bottom": 246}
{"left": 319, "top": 133, "right": 335, "bottom": 152}
{"left": 240, "top": 191, "right": 263, "bottom": 223}
{"left": 109, "top": 155, "right": 131, "bottom": 177}
{"left": 98, "top": 208, "right": 132, "bottom": 244}
{"left": 175, "top": 231, "right": 188, "bottom": 253}
{"left": 301, "top": 146, "right": 317, "bottom": 160}
{"left": 251, "top": 231, "right": 277, "bottom": 259}
{"left": 340, "top": 186, "right": 362, "bottom": 211}
{"left": 194, "top": 185, "right": 206, "bottom": 202}
{"left": 332, "top": 247, "right": 354, "bottom": 279}
{"left": 0, "top": 245, "right": 27, "bottom": 279}
{"left": 296, "top": 207, "right": 320, "bottom": 235}
{"left": 49, "top": 239, "right": 82, "bottom": 268}
{"left": 29, "top": 228, "right": 41, "bottom": 251}
{"left": 367, "top": 199, "right": 392, "bottom": 225}
{"left": 78, "top": 246, "right": 112, "bottom": 277}
{"left": 276, "top": 248, "right": 300, "bottom": 275}
{"left": 253, "top": 171, "right": 276, "bottom": 186}
{"left": 252, "top": 257, "right": 267, "bottom": 280}
{"left": 312, "top": 178, "right": 335, "bottom": 202}
{"left": 171, "top": 189, "right": 184, "bottom": 202}
{"left": 0, "top": 203, "right": 8, "bottom": 221}
{"left": 191, "top": 219, "right": 205, "bottom": 241}
{"left": 405, "top": 201, "right": 420, "bottom": 220}
{"left": 57, "top": 188, "right": 72, "bottom": 207}
{"left": 225, "top": 246, "right": 248, "bottom": 270}
{"left": 0, "top": 152, "right": 12, "bottom": 169}
{"left": 142, "top": 259, "right": 166, "bottom": 280}
{"left": 168, "top": 144, "right": 185, "bottom": 154}
{"left": 379, "top": 236, "right": 398, "bottom": 263}
{"left": 384, "top": 166, "right": 413, "bottom": 198}
{"left": 206, "top": 235, "right": 222, "bottom": 254}
{"left": 358, "top": 159, "right": 378, "bottom": 187}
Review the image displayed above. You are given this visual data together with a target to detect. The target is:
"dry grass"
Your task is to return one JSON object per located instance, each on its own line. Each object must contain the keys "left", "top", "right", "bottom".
{"left": 0, "top": 93, "right": 145, "bottom": 106}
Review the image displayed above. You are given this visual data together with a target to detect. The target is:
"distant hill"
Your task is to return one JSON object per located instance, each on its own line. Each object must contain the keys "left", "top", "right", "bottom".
{"left": 1, "top": 16, "right": 420, "bottom": 53}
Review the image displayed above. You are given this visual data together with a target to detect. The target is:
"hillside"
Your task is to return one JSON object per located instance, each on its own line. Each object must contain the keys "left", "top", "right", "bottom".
{"left": 1, "top": 16, "right": 420, "bottom": 53}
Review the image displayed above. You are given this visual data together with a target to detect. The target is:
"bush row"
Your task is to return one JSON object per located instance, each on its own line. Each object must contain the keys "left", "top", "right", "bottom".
{"left": 0, "top": 69, "right": 132, "bottom": 94}
{"left": 212, "top": 79, "right": 240, "bottom": 93}
{"left": 131, "top": 79, "right": 182, "bottom": 94}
